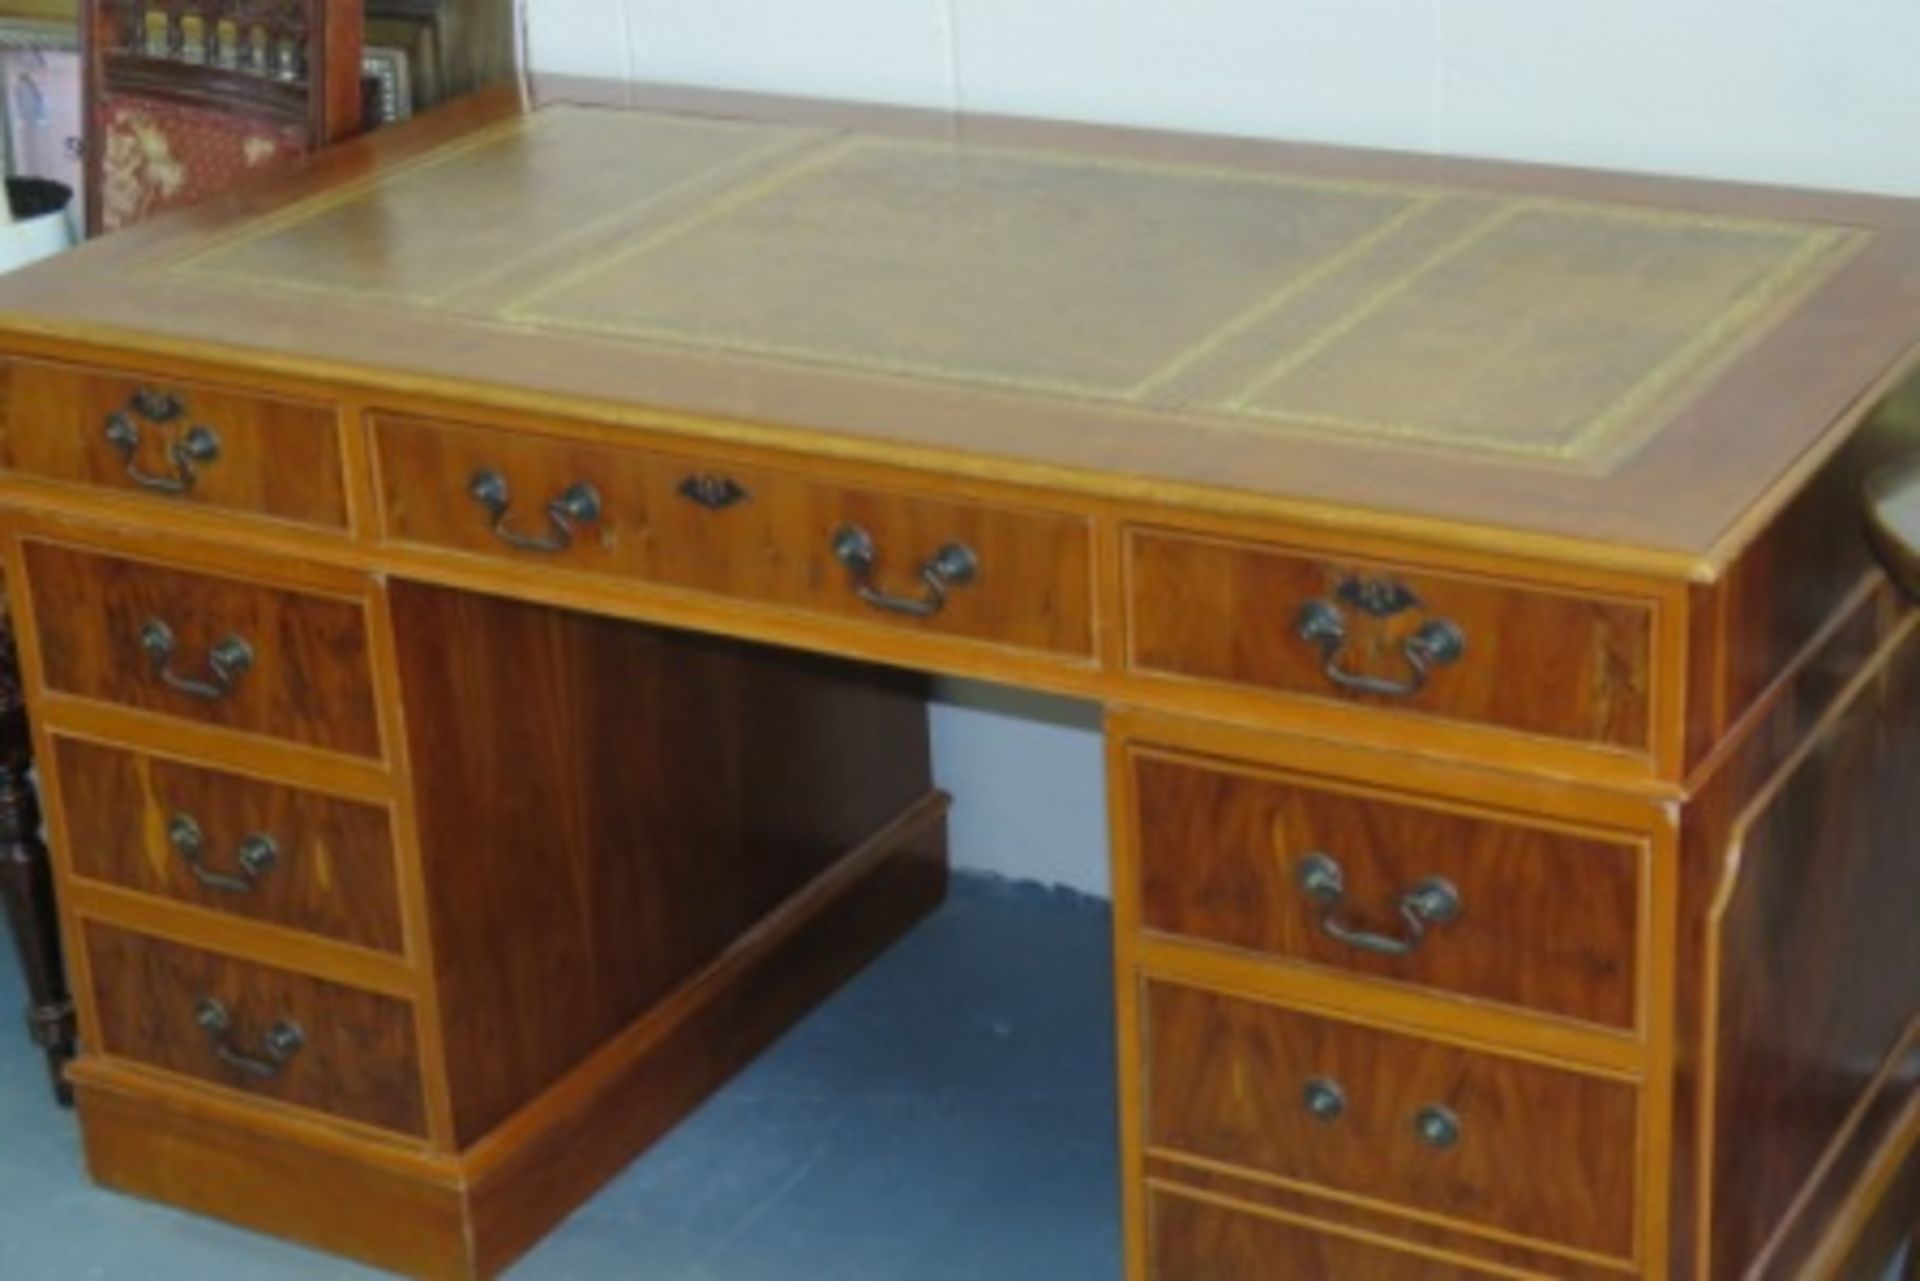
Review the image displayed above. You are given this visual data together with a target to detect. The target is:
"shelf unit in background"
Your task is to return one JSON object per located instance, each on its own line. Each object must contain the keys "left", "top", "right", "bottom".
{"left": 81, "top": 0, "right": 362, "bottom": 231}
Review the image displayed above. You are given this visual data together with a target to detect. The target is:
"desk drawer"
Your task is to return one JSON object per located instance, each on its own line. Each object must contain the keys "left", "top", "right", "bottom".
{"left": 23, "top": 541, "right": 382, "bottom": 758}
{"left": 1131, "top": 747, "right": 1642, "bottom": 1030}
{"left": 82, "top": 921, "right": 426, "bottom": 1137}
{"left": 1127, "top": 528, "right": 1654, "bottom": 752}
{"left": 2, "top": 357, "right": 346, "bottom": 528}
{"left": 53, "top": 737, "right": 402, "bottom": 953}
{"left": 1147, "top": 1184, "right": 1511, "bottom": 1280}
{"left": 1142, "top": 978, "right": 1638, "bottom": 1258}
{"left": 373, "top": 415, "right": 1094, "bottom": 657}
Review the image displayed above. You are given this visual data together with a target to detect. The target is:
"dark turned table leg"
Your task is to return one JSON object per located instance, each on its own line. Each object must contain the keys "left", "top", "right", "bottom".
{"left": 0, "top": 606, "right": 73, "bottom": 1105}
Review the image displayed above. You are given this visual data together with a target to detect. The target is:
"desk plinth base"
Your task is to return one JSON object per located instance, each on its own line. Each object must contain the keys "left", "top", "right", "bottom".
{"left": 69, "top": 794, "right": 949, "bottom": 1280}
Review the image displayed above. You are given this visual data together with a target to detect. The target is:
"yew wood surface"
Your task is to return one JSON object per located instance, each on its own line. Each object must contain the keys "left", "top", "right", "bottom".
{"left": 1132, "top": 748, "right": 1643, "bottom": 1030}
{"left": 1142, "top": 978, "right": 1640, "bottom": 1258}
{"left": 76, "top": 1077, "right": 471, "bottom": 1280}
{"left": 0, "top": 75, "right": 1912, "bottom": 1281}
{"left": 1701, "top": 618, "right": 1920, "bottom": 1278}
{"left": 1143, "top": 1156, "right": 1634, "bottom": 1280}
{"left": 0, "top": 80, "right": 1916, "bottom": 570}
{"left": 0, "top": 357, "right": 349, "bottom": 529}
{"left": 387, "top": 579, "right": 938, "bottom": 1145}
{"left": 374, "top": 412, "right": 1096, "bottom": 658}
{"left": 22, "top": 540, "right": 383, "bottom": 758}
{"left": 1146, "top": 1183, "right": 1511, "bottom": 1280}
{"left": 51, "top": 735, "right": 403, "bottom": 953}
{"left": 82, "top": 920, "right": 427, "bottom": 1136}
{"left": 1127, "top": 528, "right": 1656, "bottom": 751}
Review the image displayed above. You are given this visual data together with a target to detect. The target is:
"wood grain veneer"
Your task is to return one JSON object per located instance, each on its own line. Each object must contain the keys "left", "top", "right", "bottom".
{"left": 22, "top": 540, "right": 382, "bottom": 757}
{"left": 83, "top": 920, "right": 427, "bottom": 1136}
{"left": 1132, "top": 747, "right": 1644, "bottom": 1030}
{"left": 0, "top": 357, "right": 348, "bottom": 529}
{"left": 1142, "top": 978, "right": 1640, "bottom": 1259}
{"left": 374, "top": 412, "right": 1097, "bottom": 658}
{"left": 1127, "top": 528, "right": 1656, "bottom": 752}
{"left": 1147, "top": 1182, "right": 1516, "bottom": 1280}
{"left": 51, "top": 735, "right": 402, "bottom": 953}
{"left": 387, "top": 579, "right": 941, "bottom": 1145}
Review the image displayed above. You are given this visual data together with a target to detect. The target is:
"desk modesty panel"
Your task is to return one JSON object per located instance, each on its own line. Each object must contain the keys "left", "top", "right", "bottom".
{"left": 0, "top": 79, "right": 1916, "bottom": 1281}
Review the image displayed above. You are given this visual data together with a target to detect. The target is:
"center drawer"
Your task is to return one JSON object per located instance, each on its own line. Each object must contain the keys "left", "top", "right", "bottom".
{"left": 372, "top": 414, "right": 1095, "bottom": 658}
{"left": 82, "top": 921, "right": 426, "bottom": 1137}
{"left": 1141, "top": 978, "right": 1639, "bottom": 1259}
{"left": 1130, "top": 746, "right": 1644, "bottom": 1031}
{"left": 22, "top": 540, "right": 383, "bottom": 758}
{"left": 52, "top": 737, "right": 403, "bottom": 953}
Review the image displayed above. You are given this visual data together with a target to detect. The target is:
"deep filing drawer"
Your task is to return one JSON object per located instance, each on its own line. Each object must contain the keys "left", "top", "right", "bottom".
{"left": 1131, "top": 746, "right": 1644, "bottom": 1030}
{"left": 53, "top": 737, "right": 403, "bottom": 953}
{"left": 373, "top": 414, "right": 1096, "bottom": 658}
{"left": 1, "top": 357, "right": 347, "bottom": 528}
{"left": 22, "top": 541, "right": 383, "bottom": 758}
{"left": 1141, "top": 978, "right": 1639, "bottom": 1259}
{"left": 1126, "top": 528, "right": 1655, "bottom": 753}
{"left": 82, "top": 921, "right": 426, "bottom": 1136}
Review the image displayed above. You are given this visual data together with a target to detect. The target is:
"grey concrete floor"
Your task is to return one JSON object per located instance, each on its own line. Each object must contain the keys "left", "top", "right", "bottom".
{"left": 0, "top": 875, "right": 1122, "bottom": 1279}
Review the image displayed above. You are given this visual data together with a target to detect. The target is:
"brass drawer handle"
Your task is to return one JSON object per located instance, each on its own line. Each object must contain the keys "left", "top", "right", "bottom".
{"left": 468, "top": 469, "right": 602, "bottom": 554}
{"left": 168, "top": 814, "right": 277, "bottom": 893}
{"left": 1414, "top": 1104, "right": 1462, "bottom": 1150}
{"left": 830, "top": 523, "right": 979, "bottom": 618}
{"left": 1297, "top": 852, "right": 1461, "bottom": 957}
{"left": 1295, "top": 582, "right": 1464, "bottom": 699}
{"left": 1302, "top": 1077, "right": 1346, "bottom": 1122}
{"left": 194, "top": 996, "right": 304, "bottom": 1079}
{"left": 102, "top": 389, "right": 221, "bottom": 495}
{"left": 138, "top": 618, "right": 253, "bottom": 701}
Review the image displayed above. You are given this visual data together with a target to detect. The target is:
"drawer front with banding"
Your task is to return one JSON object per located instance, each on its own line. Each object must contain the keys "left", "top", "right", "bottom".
{"left": 82, "top": 921, "right": 425, "bottom": 1136}
{"left": 1141, "top": 978, "right": 1640, "bottom": 1259}
{"left": 2, "top": 357, "right": 346, "bottom": 528}
{"left": 54, "top": 737, "right": 403, "bottom": 952}
{"left": 373, "top": 414, "right": 1096, "bottom": 658}
{"left": 1127, "top": 527, "right": 1656, "bottom": 754}
{"left": 1146, "top": 1183, "right": 1523, "bottom": 1280}
{"left": 1130, "top": 745, "right": 1644, "bottom": 1030}
{"left": 23, "top": 541, "right": 382, "bottom": 758}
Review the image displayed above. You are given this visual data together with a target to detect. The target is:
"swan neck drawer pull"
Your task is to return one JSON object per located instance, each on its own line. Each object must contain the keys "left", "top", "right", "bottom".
{"left": 830, "top": 523, "right": 979, "bottom": 618}
{"left": 102, "top": 388, "right": 221, "bottom": 494}
{"left": 1297, "top": 852, "right": 1461, "bottom": 957}
{"left": 1295, "top": 578, "right": 1465, "bottom": 699}
{"left": 139, "top": 618, "right": 253, "bottom": 701}
{"left": 194, "top": 996, "right": 304, "bottom": 1079}
{"left": 468, "top": 469, "right": 602, "bottom": 553}
{"left": 168, "top": 814, "right": 278, "bottom": 893}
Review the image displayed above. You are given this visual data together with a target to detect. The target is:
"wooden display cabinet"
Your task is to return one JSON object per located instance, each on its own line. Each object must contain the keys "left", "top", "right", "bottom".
{"left": 82, "top": 0, "right": 360, "bottom": 231}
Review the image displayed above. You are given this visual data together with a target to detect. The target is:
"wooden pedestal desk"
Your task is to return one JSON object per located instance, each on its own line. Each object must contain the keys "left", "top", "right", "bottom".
{"left": 0, "top": 79, "right": 1917, "bottom": 1281}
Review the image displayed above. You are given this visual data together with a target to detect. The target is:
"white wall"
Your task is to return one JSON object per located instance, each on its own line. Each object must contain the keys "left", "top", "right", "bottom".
{"left": 527, "top": 0, "right": 1920, "bottom": 896}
